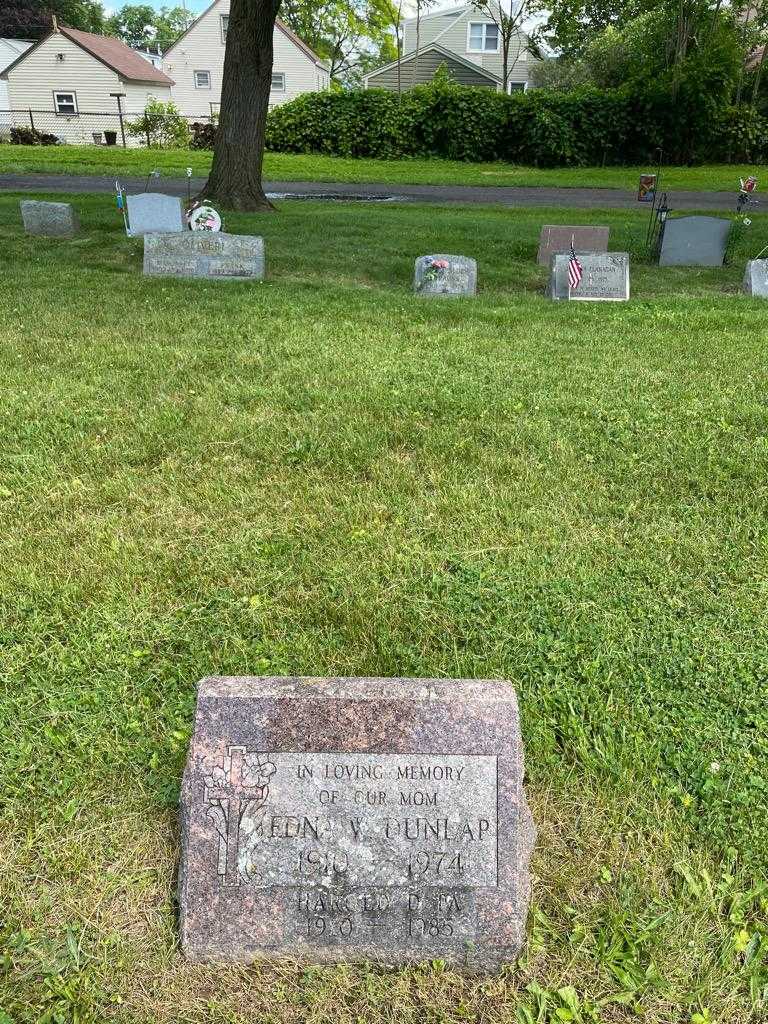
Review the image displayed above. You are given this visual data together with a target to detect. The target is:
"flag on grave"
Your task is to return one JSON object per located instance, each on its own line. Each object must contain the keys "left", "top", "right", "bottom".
{"left": 568, "top": 238, "right": 583, "bottom": 290}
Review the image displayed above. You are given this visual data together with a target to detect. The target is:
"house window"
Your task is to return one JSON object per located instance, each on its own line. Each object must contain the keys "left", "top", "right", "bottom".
{"left": 220, "top": 14, "right": 228, "bottom": 43}
{"left": 53, "top": 90, "right": 77, "bottom": 115}
{"left": 194, "top": 70, "right": 211, "bottom": 88}
{"left": 210, "top": 102, "right": 220, "bottom": 115}
{"left": 467, "top": 22, "right": 499, "bottom": 52}
{"left": 271, "top": 72, "right": 285, "bottom": 90}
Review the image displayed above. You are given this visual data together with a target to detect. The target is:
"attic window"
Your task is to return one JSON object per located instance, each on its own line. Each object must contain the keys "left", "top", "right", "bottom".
{"left": 468, "top": 22, "right": 499, "bottom": 53}
{"left": 194, "top": 70, "right": 211, "bottom": 88}
{"left": 220, "top": 14, "right": 228, "bottom": 43}
{"left": 271, "top": 72, "right": 285, "bottom": 90}
{"left": 53, "top": 90, "right": 77, "bottom": 115}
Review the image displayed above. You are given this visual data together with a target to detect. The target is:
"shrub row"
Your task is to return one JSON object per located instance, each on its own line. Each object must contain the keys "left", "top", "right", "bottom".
{"left": 264, "top": 80, "right": 768, "bottom": 166}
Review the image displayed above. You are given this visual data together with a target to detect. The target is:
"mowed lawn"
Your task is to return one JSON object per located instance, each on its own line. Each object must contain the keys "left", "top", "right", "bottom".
{"left": 0, "top": 142, "right": 763, "bottom": 192}
{"left": 0, "top": 194, "right": 767, "bottom": 1023}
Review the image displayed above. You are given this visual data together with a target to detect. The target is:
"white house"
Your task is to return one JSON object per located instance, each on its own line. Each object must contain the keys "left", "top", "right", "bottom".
{"left": 364, "top": 3, "right": 538, "bottom": 93}
{"left": 0, "top": 20, "right": 174, "bottom": 143}
{"left": 0, "top": 38, "right": 33, "bottom": 109}
{"left": 162, "top": 0, "right": 330, "bottom": 117}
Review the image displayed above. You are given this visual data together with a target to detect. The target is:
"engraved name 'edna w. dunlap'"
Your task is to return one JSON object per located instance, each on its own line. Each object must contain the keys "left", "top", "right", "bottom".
{"left": 201, "top": 750, "right": 499, "bottom": 890}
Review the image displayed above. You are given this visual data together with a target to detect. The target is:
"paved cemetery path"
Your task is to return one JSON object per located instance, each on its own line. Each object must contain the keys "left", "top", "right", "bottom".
{"left": 0, "top": 171, "right": 740, "bottom": 211}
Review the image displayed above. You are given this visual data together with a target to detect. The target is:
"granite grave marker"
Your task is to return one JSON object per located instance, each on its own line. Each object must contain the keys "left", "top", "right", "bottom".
{"left": 126, "top": 192, "right": 186, "bottom": 237}
{"left": 742, "top": 258, "right": 768, "bottom": 296}
{"left": 20, "top": 200, "right": 79, "bottom": 238}
{"left": 179, "top": 676, "right": 535, "bottom": 971}
{"left": 658, "top": 215, "right": 732, "bottom": 267}
{"left": 549, "top": 251, "right": 629, "bottom": 302}
{"left": 143, "top": 232, "right": 265, "bottom": 280}
{"left": 537, "top": 224, "right": 609, "bottom": 266}
{"left": 414, "top": 254, "right": 477, "bottom": 297}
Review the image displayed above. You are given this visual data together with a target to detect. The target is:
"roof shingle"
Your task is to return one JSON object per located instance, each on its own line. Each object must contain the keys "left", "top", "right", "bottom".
{"left": 60, "top": 26, "right": 174, "bottom": 85}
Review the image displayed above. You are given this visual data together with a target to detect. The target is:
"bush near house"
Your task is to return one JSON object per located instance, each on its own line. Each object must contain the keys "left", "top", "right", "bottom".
{"left": 264, "top": 77, "right": 768, "bottom": 167}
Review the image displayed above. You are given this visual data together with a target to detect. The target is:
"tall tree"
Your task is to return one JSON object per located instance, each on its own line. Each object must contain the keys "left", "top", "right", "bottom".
{"left": 470, "top": 0, "right": 542, "bottom": 92}
{"left": 106, "top": 4, "right": 194, "bottom": 50}
{"left": 202, "top": 0, "right": 281, "bottom": 211}
{"left": 0, "top": 0, "right": 104, "bottom": 38}
{"left": 411, "top": 0, "right": 439, "bottom": 89}
{"left": 279, "top": 0, "right": 397, "bottom": 81}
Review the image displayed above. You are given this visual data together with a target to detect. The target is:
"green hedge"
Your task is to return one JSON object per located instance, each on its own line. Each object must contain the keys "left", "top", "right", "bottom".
{"left": 265, "top": 79, "right": 768, "bottom": 166}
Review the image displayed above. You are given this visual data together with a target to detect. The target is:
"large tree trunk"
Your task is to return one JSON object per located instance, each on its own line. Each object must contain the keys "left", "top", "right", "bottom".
{"left": 202, "top": 0, "right": 281, "bottom": 211}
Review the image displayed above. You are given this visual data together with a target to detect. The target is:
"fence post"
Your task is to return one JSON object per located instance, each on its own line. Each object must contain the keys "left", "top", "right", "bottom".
{"left": 110, "top": 92, "right": 127, "bottom": 147}
{"left": 28, "top": 108, "right": 35, "bottom": 131}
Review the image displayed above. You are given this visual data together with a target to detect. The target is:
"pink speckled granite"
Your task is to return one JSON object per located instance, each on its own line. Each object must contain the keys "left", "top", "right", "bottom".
{"left": 179, "top": 677, "right": 535, "bottom": 972}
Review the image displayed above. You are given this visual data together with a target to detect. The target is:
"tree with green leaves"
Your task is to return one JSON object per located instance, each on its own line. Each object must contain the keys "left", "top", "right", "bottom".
{"left": 202, "top": 0, "right": 281, "bottom": 211}
{"left": 469, "top": 0, "right": 543, "bottom": 92}
{"left": 279, "top": 0, "right": 397, "bottom": 81}
{"left": 0, "top": 0, "right": 104, "bottom": 38}
{"left": 105, "top": 4, "right": 194, "bottom": 51}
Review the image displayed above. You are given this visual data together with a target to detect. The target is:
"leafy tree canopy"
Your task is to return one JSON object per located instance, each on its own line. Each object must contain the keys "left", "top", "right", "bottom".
{"left": 105, "top": 3, "right": 193, "bottom": 51}
{"left": 279, "top": 0, "right": 398, "bottom": 81}
{"left": 0, "top": 0, "right": 105, "bottom": 38}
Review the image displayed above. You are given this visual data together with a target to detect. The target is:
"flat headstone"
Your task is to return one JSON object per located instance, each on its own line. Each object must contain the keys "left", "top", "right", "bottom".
{"left": 537, "top": 224, "right": 609, "bottom": 266}
{"left": 414, "top": 254, "right": 477, "bottom": 297}
{"left": 126, "top": 192, "right": 186, "bottom": 237}
{"left": 742, "top": 258, "right": 768, "bottom": 296}
{"left": 179, "top": 676, "right": 535, "bottom": 971}
{"left": 20, "top": 200, "right": 79, "bottom": 238}
{"left": 659, "top": 216, "right": 731, "bottom": 267}
{"left": 549, "top": 251, "right": 629, "bottom": 302}
{"left": 143, "top": 232, "right": 265, "bottom": 281}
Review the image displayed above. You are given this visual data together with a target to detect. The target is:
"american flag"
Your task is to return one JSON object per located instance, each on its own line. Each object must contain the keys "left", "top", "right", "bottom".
{"left": 568, "top": 240, "right": 582, "bottom": 290}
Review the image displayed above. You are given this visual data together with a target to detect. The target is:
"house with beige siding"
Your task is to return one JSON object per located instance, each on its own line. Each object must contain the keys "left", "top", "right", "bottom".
{"left": 0, "top": 21, "right": 173, "bottom": 143}
{"left": 162, "top": 0, "right": 330, "bottom": 117}
{"left": 364, "top": 3, "right": 538, "bottom": 93}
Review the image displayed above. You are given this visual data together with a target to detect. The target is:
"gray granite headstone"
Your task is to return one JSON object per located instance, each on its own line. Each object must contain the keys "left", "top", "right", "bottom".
{"left": 537, "top": 224, "right": 609, "bottom": 266}
{"left": 414, "top": 254, "right": 477, "bottom": 297}
{"left": 143, "top": 232, "right": 265, "bottom": 281}
{"left": 549, "top": 251, "right": 629, "bottom": 302}
{"left": 659, "top": 216, "right": 732, "bottom": 267}
{"left": 742, "top": 259, "right": 768, "bottom": 296}
{"left": 20, "top": 200, "right": 79, "bottom": 238}
{"left": 179, "top": 676, "right": 535, "bottom": 971}
{"left": 126, "top": 192, "right": 186, "bottom": 237}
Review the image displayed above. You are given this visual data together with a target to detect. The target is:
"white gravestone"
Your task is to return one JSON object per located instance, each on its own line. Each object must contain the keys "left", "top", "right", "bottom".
{"left": 414, "top": 255, "right": 477, "bottom": 297}
{"left": 143, "top": 232, "right": 265, "bottom": 281}
{"left": 126, "top": 193, "right": 186, "bottom": 237}
{"left": 742, "top": 259, "right": 768, "bottom": 297}
{"left": 20, "top": 200, "right": 79, "bottom": 238}
{"left": 549, "top": 251, "right": 630, "bottom": 302}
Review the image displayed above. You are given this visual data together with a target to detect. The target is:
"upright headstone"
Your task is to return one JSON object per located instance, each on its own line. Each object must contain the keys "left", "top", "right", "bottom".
{"left": 658, "top": 216, "right": 732, "bottom": 267}
{"left": 143, "top": 232, "right": 265, "bottom": 281}
{"left": 126, "top": 192, "right": 186, "bottom": 237}
{"left": 179, "top": 676, "right": 535, "bottom": 971}
{"left": 549, "top": 252, "right": 630, "bottom": 302}
{"left": 414, "top": 254, "right": 477, "bottom": 297}
{"left": 742, "top": 259, "right": 768, "bottom": 296}
{"left": 20, "top": 200, "right": 79, "bottom": 238}
{"left": 537, "top": 225, "right": 609, "bottom": 267}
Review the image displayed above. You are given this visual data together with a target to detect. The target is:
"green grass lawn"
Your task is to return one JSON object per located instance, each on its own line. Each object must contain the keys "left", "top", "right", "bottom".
{"left": 1, "top": 194, "right": 767, "bottom": 1024}
{"left": 0, "top": 143, "right": 763, "bottom": 192}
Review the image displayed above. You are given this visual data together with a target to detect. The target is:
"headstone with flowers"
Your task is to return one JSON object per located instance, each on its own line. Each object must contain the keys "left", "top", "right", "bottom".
{"left": 414, "top": 254, "right": 477, "bottom": 297}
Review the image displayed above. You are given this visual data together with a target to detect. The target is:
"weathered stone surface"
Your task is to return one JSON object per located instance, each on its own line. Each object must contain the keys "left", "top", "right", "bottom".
{"left": 143, "top": 232, "right": 265, "bottom": 281}
{"left": 537, "top": 224, "right": 609, "bottom": 266}
{"left": 549, "top": 251, "right": 630, "bottom": 302}
{"left": 414, "top": 254, "right": 477, "bottom": 297}
{"left": 20, "top": 200, "right": 79, "bottom": 238}
{"left": 126, "top": 192, "right": 186, "bottom": 237}
{"left": 658, "top": 215, "right": 731, "bottom": 267}
{"left": 179, "top": 676, "right": 535, "bottom": 971}
{"left": 742, "top": 259, "right": 768, "bottom": 296}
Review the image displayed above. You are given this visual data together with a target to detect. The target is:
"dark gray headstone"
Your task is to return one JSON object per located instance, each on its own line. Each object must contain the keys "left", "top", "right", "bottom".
{"left": 414, "top": 254, "right": 477, "bottom": 297}
{"left": 537, "top": 224, "right": 609, "bottom": 266}
{"left": 179, "top": 676, "right": 535, "bottom": 971}
{"left": 20, "top": 200, "right": 79, "bottom": 238}
{"left": 126, "top": 192, "right": 186, "bottom": 237}
{"left": 143, "top": 232, "right": 265, "bottom": 281}
{"left": 549, "top": 251, "right": 629, "bottom": 302}
{"left": 742, "top": 259, "right": 768, "bottom": 296}
{"left": 659, "top": 216, "right": 732, "bottom": 267}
